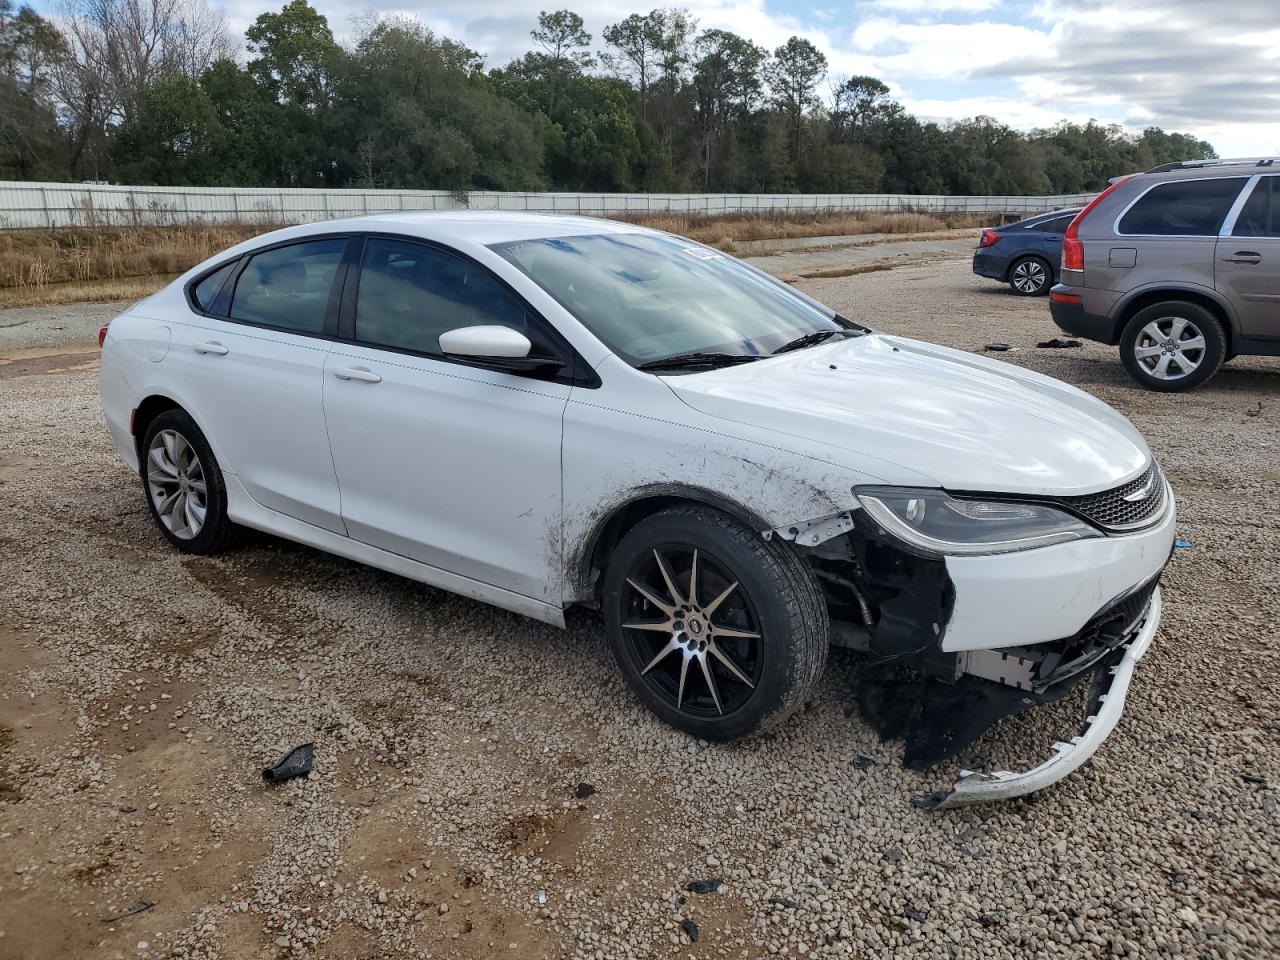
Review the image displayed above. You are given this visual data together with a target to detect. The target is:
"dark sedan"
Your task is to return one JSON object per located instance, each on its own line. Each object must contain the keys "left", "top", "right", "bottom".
{"left": 972, "top": 208, "right": 1081, "bottom": 296}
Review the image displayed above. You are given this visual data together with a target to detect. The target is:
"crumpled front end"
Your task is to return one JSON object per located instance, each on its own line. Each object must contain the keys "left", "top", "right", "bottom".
{"left": 770, "top": 470, "right": 1175, "bottom": 806}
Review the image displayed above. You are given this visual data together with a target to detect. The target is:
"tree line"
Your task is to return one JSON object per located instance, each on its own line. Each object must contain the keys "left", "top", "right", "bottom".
{"left": 0, "top": 0, "right": 1216, "bottom": 195}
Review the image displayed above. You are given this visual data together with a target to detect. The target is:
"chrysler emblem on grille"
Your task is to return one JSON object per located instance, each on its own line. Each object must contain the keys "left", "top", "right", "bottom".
{"left": 1122, "top": 475, "right": 1156, "bottom": 502}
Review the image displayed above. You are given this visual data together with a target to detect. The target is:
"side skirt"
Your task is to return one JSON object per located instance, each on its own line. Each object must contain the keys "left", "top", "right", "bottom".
{"left": 223, "top": 473, "right": 566, "bottom": 629}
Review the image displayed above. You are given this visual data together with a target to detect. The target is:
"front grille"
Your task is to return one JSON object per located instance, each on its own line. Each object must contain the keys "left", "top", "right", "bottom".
{"left": 1035, "top": 577, "right": 1159, "bottom": 690}
{"left": 1054, "top": 461, "right": 1167, "bottom": 531}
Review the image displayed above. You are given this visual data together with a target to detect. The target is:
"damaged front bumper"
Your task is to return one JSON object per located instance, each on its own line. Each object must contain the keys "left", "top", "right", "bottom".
{"left": 926, "top": 586, "right": 1161, "bottom": 809}
{"left": 777, "top": 495, "right": 1172, "bottom": 806}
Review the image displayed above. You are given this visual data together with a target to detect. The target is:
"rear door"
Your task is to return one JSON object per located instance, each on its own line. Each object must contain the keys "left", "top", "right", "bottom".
{"left": 1114, "top": 176, "right": 1249, "bottom": 296}
{"left": 1216, "top": 174, "right": 1280, "bottom": 339}
{"left": 174, "top": 236, "right": 354, "bottom": 533}
{"left": 321, "top": 236, "right": 572, "bottom": 602}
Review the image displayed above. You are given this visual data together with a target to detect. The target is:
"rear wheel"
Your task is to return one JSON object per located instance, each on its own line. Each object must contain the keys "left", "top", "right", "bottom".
{"left": 602, "top": 506, "right": 828, "bottom": 741}
{"left": 1119, "top": 301, "right": 1226, "bottom": 392}
{"left": 140, "top": 409, "right": 240, "bottom": 554}
{"left": 1008, "top": 256, "right": 1051, "bottom": 296}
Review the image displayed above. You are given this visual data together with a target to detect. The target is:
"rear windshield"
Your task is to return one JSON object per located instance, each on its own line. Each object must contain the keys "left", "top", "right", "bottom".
{"left": 1118, "top": 178, "right": 1247, "bottom": 236}
{"left": 490, "top": 233, "right": 850, "bottom": 366}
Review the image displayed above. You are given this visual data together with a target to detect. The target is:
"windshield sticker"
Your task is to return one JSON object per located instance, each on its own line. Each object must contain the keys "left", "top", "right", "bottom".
{"left": 681, "top": 246, "right": 724, "bottom": 261}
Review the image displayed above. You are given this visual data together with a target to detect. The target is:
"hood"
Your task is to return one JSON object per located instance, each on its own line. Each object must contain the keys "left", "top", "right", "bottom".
{"left": 664, "top": 334, "right": 1151, "bottom": 496}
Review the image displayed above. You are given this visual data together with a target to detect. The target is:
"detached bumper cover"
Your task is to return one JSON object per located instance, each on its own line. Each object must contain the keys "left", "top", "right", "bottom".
{"left": 927, "top": 586, "right": 1161, "bottom": 809}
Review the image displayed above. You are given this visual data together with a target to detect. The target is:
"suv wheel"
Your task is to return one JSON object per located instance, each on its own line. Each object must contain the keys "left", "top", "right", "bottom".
{"left": 1008, "top": 256, "right": 1051, "bottom": 296}
{"left": 1119, "top": 301, "right": 1226, "bottom": 392}
{"left": 602, "top": 506, "right": 828, "bottom": 741}
{"left": 140, "top": 409, "right": 240, "bottom": 554}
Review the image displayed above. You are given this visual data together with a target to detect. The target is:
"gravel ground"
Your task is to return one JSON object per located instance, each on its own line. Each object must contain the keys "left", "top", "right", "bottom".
{"left": 0, "top": 255, "right": 1277, "bottom": 960}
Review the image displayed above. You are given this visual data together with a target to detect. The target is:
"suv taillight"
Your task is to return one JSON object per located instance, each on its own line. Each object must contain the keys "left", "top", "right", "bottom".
{"left": 1063, "top": 175, "right": 1135, "bottom": 272}
{"left": 978, "top": 229, "right": 1001, "bottom": 248}
{"left": 98, "top": 323, "right": 110, "bottom": 348}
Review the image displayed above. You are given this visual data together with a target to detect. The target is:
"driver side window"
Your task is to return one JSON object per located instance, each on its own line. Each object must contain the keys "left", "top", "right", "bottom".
{"left": 354, "top": 238, "right": 530, "bottom": 357}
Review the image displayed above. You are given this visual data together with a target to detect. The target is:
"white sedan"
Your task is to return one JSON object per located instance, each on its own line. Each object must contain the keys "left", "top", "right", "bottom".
{"left": 99, "top": 213, "right": 1174, "bottom": 806}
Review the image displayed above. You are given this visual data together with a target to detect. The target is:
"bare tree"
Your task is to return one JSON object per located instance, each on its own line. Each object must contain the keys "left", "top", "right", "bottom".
{"left": 59, "top": 0, "right": 232, "bottom": 123}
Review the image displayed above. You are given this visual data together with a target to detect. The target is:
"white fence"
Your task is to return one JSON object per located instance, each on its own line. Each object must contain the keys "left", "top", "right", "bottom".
{"left": 0, "top": 180, "right": 1095, "bottom": 229}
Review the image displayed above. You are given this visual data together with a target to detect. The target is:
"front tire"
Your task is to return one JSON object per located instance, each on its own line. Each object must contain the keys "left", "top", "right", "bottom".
{"left": 140, "top": 409, "right": 239, "bottom": 554}
{"left": 1008, "top": 256, "right": 1051, "bottom": 296}
{"left": 602, "top": 506, "right": 829, "bottom": 741}
{"left": 1119, "top": 301, "right": 1226, "bottom": 392}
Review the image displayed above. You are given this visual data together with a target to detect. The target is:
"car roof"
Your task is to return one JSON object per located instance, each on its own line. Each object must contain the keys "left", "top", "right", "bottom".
{"left": 1005, "top": 208, "right": 1080, "bottom": 227}
{"left": 292, "top": 211, "right": 649, "bottom": 246}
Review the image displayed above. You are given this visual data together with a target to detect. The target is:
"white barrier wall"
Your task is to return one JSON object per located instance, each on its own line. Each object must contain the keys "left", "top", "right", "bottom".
{"left": 0, "top": 181, "right": 1096, "bottom": 229}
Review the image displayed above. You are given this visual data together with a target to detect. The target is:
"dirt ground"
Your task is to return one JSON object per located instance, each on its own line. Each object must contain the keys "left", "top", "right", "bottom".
{"left": 0, "top": 250, "right": 1277, "bottom": 960}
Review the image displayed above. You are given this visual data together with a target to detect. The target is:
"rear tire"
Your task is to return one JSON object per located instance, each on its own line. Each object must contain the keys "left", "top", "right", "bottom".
{"left": 602, "top": 506, "right": 829, "bottom": 741}
{"left": 1008, "top": 256, "right": 1051, "bottom": 296}
{"left": 1119, "top": 301, "right": 1226, "bottom": 392}
{"left": 140, "top": 409, "right": 240, "bottom": 554}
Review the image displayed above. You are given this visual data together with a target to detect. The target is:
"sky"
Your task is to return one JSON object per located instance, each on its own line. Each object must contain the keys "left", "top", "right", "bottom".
{"left": 52, "top": 0, "right": 1280, "bottom": 157}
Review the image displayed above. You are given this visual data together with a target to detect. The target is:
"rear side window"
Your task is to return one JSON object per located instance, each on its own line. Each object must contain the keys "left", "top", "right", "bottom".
{"left": 1118, "top": 178, "right": 1247, "bottom": 236}
{"left": 192, "top": 261, "right": 236, "bottom": 313}
{"left": 229, "top": 239, "right": 347, "bottom": 334}
{"left": 1233, "top": 177, "right": 1278, "bottom": 238}
{"left": 354, "top": 238, "right": 537, "bottom": 357}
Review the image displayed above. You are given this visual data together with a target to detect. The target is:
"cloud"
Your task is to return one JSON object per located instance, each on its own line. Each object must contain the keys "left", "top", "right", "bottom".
{"left": 849, "top": 0, "right": 1279, "bottom": 152}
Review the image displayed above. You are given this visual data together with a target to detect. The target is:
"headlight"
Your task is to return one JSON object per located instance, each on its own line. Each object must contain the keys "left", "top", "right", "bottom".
{"left": 855, "top": 487, "right": 1100, "bottom": 556}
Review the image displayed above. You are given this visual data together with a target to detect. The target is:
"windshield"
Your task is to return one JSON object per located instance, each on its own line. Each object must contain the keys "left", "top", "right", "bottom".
{"left": 490, "top": 233, "right": 856, "bottom": 367}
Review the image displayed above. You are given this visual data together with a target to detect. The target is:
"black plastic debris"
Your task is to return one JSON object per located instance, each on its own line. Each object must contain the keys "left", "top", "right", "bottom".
{"left": 882, "top": 847, "right": 903, "bottom": 863}
{"left": 904, "top": 904, "right": 928, "bottom": 923}
{"left": 574, "top": 782, "right": 596, "bottom": 799}
{"left": 1240, "top": 773, "right": 1267, "bottom": 786}
{"left": 263, "top": 743, "right": 315, "bottom": 784}
{"left": 1245, "top": 402, "right": 1264, "bottom": 418}
{"left": 983, "top": 343, "right": 1012, "bottom": 352}
{"left": 769, "top": 896, "right": 800, "bottom": 910}
{"left": 100, "top": 901, "right": 156, "bottom": 923}
{"left": 686, "top": 879, "right": 723, "bottom": 894}
{"left": 1036, "top": 337, "right": 1082, "bottom": 348}
{"left": 978, "top": 912, "right": 1001, "bottom": 928}
{"left": 853, "top": 756, "right": 875, "bottom": 771}
{"left": 681, "top": 919, "right": 700, "bottom": 943}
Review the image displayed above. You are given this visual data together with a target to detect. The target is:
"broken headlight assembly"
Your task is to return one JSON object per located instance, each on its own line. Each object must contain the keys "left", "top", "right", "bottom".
{"left": 854, "top": 488, "right": 1099, "bottom": 557}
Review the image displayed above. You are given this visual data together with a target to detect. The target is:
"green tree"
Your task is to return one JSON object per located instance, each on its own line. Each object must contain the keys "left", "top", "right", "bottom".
{"left": 246, "top": 0, "right": 342, "bottom": 107}
{"left": 692, "top": 29, "right": 764, "bottom": 188}
{"left": 765, "top": 37, "right": 826, "bottom": 165}
{"left": 529, "top": 9, "right": 592, "bottom": 120}
{"left": 113, "top": 75, "right": 218, "bottom": 183}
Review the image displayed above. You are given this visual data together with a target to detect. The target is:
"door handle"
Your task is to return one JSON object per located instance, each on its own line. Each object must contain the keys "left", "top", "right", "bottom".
{"left": 331, "top": 366, "right": 382, "bottom": 383}
{"left": 193, "top": 341, "right": 229, "bottom": 356}
{"left": 1222, "top": 251, "right": 1262, "bottom": 264}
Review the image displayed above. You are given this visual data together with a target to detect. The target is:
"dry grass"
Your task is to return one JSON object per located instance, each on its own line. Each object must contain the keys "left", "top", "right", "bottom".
{"left": 0, "top": 210, "right": 993, "bottom": 306}
{"left": 0, "top": 276, "right": 173, "bottom": 309}
{"left": 622, "top": 210, "right": 987, "bottom": 249}
{"left": 0, "top": 223, "right": 276, "bottom": 298}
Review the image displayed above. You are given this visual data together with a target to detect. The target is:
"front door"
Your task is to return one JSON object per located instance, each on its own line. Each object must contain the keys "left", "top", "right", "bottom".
{"left": 322, "top": 237, "right": 571, "bottom": 602}
{"left": 1217, "top": 175, "right": 1280, "bottom": 340}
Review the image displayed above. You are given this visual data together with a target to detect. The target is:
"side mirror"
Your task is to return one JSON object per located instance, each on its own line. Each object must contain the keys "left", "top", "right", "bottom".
{"left": 438, "top": 324, "right": 566, "bottom": 374}
{"left": 439, "top": 325, "right": 532, "bottom": 359}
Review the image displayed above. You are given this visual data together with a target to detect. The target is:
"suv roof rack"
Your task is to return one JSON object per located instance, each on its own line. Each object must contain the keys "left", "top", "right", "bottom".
{"left": 1145, "top": 157, "right": 1277, "bottom": 174}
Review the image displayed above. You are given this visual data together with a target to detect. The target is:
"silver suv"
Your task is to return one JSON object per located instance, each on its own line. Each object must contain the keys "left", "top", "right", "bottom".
{"left": 1050, "top": 158, "right": 1279, "bottom": 391}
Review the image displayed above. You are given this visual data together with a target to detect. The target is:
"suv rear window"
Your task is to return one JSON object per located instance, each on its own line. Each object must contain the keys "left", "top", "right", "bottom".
{"left": 1233, "top": 177, "right": 1278, "bottom": 238}
{"left": 1118, "top": 177, "right": 1247, "bottom": 236}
